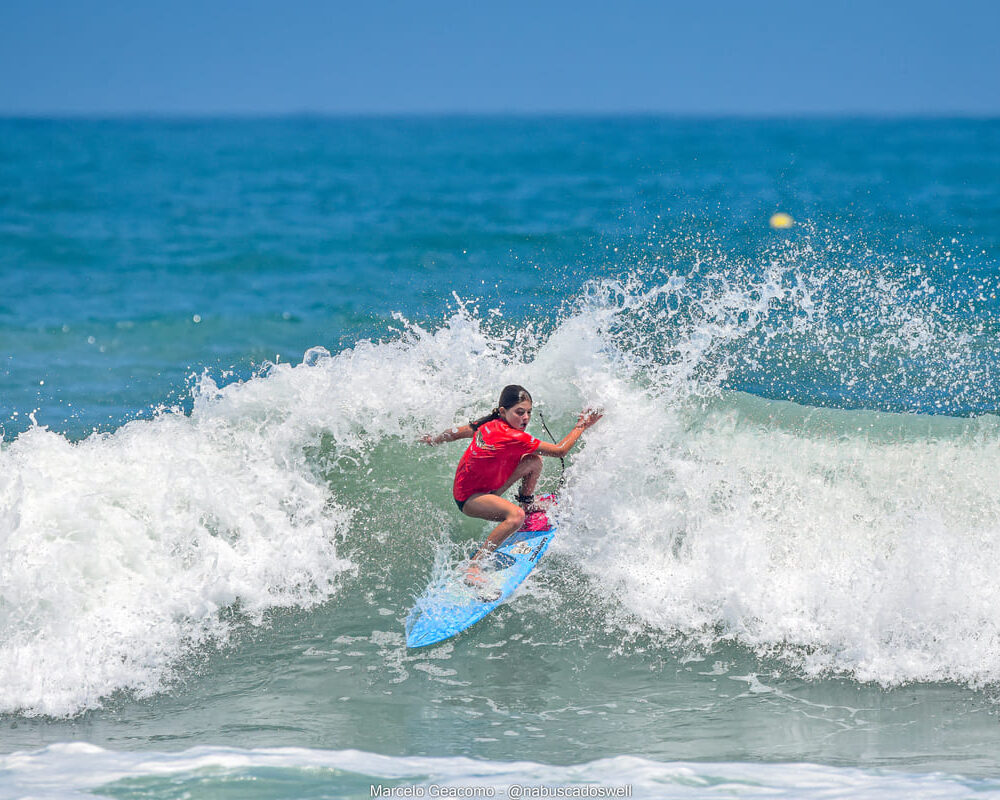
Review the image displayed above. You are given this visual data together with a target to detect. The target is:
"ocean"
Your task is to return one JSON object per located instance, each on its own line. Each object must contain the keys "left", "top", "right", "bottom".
{"left": 2, "top": 116, "right": 1000, "bottom": 798}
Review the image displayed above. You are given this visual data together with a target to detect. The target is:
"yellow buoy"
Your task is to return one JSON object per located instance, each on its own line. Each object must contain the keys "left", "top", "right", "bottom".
{"left": 769, "top": 212, "right": 794, "bottom": 229}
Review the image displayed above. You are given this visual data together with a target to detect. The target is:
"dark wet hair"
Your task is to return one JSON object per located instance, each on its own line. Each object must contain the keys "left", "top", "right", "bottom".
{"left": 469, "top": 385, "right": 532, "bottom": 431}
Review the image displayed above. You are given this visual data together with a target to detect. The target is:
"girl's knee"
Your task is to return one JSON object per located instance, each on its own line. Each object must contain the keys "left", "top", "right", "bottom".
{"left": 508, "top": 506, "right": 526, "bottom": 526}
{"left": 524, "top": 454, "right": 542, "bottom": 472}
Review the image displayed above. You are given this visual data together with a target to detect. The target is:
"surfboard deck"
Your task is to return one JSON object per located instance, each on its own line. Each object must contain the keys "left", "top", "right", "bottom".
{"left": 405, "top": 496, "right": 557, "bottom": 648}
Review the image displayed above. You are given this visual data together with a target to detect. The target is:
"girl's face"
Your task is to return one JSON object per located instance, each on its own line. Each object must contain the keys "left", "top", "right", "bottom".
{"left": 501, "top": 400, "right": 532, "bottom": 431}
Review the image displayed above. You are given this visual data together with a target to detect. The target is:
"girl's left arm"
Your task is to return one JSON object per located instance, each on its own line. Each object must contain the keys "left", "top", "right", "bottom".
{"left": 534, "top": 410, "right": 602, "bottom": 457}
{"left": 421, "top": 425, "right": 474, "bottom": 445}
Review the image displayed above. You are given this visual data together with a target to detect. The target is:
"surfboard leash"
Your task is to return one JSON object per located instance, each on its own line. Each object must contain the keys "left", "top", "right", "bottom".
{"left": 536, "top": 408, "right": 566, "bottom": 490}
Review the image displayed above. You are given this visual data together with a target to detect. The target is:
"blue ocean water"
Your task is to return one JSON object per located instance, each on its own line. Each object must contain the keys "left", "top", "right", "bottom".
{"left": 2, "top": 116, "right": 1000, "bottom": 798}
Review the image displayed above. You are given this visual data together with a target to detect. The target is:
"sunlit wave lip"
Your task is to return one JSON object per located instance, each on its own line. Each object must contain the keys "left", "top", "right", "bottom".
{"left": 3, "top": 743, "right": 1000, "bottom": 800}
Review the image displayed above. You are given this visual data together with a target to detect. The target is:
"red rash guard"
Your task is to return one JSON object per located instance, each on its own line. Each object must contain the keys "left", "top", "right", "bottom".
{"left": 452, "top": 419, "right": 542, "bottom": 502}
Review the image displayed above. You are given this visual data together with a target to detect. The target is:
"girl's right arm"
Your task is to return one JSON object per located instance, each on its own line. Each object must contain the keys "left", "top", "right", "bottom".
{"left": 421, "top": 425, "right": 474, "bottom": 445}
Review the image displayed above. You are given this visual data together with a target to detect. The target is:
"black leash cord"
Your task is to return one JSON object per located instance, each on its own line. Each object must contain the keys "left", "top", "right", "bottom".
{"left": 536, "top": 408, "right": 566, "bottom": 489}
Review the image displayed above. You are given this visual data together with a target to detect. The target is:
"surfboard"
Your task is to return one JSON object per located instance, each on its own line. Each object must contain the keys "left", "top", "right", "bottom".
{"left": 405, "top": 496, "right": 557, "bottom": 648}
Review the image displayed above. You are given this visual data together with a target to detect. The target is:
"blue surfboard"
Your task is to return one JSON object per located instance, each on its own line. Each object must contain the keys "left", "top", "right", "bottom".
{"left": 405, "top": 501, "right": 557, "bottom": 648}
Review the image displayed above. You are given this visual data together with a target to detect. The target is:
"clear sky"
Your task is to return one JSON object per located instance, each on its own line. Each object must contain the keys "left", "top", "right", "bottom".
{"left": 2, "top": 0, "right": 998, "bottom": 115}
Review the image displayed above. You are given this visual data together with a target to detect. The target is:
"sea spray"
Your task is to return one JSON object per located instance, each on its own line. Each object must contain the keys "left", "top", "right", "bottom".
{"left": 583, "top": 223, "right": 998, "bottom": 414}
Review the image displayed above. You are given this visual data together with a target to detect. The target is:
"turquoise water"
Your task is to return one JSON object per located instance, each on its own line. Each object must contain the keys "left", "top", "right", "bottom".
{"left": 2, "top": 117, "right": 1000, "bottom": 797}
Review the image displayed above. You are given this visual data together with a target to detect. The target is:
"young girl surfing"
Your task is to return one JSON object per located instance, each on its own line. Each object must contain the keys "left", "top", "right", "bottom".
{"left": 421, "top": 384, "right": 602, "bottom": 592}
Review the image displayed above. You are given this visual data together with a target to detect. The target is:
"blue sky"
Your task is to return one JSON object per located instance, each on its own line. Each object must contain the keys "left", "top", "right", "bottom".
{"left": 2, "top": 0, "right": 998, "bottom": 115}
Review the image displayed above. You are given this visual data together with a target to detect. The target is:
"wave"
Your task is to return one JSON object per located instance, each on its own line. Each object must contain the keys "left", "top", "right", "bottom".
{"left": 3, "top": 743, "right": 999, "bottom": 800}
{"left": 3, "top": 234, "right": 1000, "bottom": 716}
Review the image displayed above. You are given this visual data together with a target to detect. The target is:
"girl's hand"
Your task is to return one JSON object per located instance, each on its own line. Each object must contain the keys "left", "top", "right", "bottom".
{"left": 420, "top": 433, "right": 437, "bottom": 445}
{"left": 576, "top": 409, "right": 603, "bottom": 430}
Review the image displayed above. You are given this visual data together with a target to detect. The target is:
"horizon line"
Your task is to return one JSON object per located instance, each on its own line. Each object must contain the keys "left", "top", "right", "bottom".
{"left": 2, "top": 109, "right": 999, "bottom": 122}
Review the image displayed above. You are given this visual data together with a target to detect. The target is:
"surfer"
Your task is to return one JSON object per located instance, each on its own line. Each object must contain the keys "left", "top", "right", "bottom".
{"left": 421, "top": 384, "right": 602, "bottom": 590}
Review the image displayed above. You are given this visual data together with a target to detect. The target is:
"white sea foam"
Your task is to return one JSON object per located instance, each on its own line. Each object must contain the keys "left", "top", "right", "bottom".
{"left": 0, "top": 396, "right": 353, "bottom": 716}
{"left": 567, "top": 392, "right": 1000, "bottom": 686}
{"left": 1, "top": 743, "right": 998, "bottom": 800}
